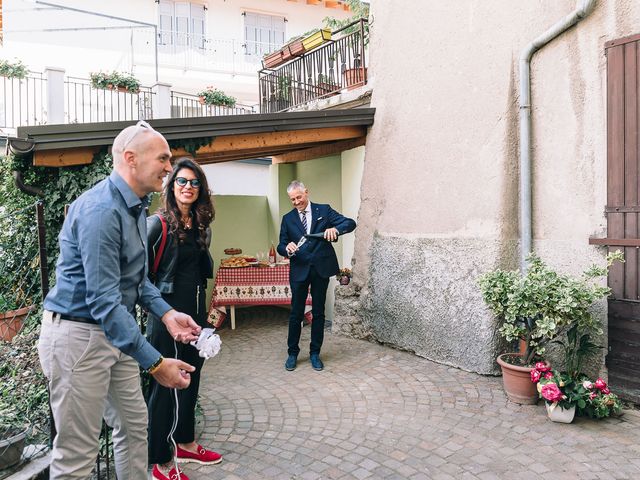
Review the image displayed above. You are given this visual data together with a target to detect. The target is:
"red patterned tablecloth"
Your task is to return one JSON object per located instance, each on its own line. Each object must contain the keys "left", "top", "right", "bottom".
{"left": 207, "top": 264, "right": 312, "bottom": 328}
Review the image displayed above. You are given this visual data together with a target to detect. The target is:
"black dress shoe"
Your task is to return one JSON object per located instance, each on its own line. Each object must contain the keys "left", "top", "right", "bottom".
{"left": 310, "top": 354, "right": 324, "bottom": 371}
{"left": 285, "top": 354, "right": 297, "bottom": 371}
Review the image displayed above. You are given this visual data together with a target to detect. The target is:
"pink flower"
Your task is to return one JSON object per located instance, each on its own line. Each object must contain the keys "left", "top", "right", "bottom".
{"left": 582, "top": 380, "right": 593, "bottom": 389}
{"left": 541, "top": 383, "right": 564, "bottom": 403}
{"left": 595, "top": 378, "right": 607, "bottom": 391}
{"left": 530, "top": 369, "right": 541, "bottom": 383}
{"left": 534, "top": 362, "right": 550, "bottom": 372}
{"left": 589, "top": 391, "right": 597, "bottom": 400}
{"left": 544, "top": 372, "right": 554, "bottom": 379}
{"left": 602, "top": 387, "right": 610, "bottom": 395}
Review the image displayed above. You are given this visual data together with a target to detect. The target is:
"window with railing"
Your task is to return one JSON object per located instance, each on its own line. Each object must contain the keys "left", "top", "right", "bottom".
{"left": 243, "top": 11, "right": 285, "bottom": 60}
{"left": 158, "top": 0, "right": 206, "bottom": 50}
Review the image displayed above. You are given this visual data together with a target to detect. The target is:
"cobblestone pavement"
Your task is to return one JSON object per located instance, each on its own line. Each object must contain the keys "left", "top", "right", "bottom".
{"left": 180, "top": 307, "right": 640, "bottom": 480}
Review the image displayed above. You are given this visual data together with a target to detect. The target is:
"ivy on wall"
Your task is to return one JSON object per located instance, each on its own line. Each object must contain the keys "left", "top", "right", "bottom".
{"left": 1, "top": 150, "right": 113, "bottom": 299}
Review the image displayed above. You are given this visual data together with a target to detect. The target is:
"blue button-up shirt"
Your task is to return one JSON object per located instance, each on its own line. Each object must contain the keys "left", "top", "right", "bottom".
{"left": 44, "top": 171, "right": 171, "bottom": 369}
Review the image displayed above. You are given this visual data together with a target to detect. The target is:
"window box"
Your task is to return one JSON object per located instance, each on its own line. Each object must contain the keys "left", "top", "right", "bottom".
{"left": 302, "top": 29, "right": 331, "bottom": 52}
{"left": 263, "top": 50, "right": 285, "bottom": 69}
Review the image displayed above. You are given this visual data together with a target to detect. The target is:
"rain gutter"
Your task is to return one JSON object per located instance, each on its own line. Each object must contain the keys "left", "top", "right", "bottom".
{"left": 518, "top": 0, "right": 596, "bottom": 271}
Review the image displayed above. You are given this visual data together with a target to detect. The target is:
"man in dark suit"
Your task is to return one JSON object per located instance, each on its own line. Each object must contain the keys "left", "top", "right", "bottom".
{"left": 277, "top": 180, "right": 356, "bottom": 371}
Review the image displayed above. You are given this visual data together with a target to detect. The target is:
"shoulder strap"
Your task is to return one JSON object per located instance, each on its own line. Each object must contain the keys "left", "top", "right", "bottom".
{"left": 152, "top": 214, "right": 168, "bottom": 275}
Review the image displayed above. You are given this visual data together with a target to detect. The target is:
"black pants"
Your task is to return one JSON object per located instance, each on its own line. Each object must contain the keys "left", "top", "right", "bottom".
{"left": 146, "top": 315, "right": 205, "bottom": 465}
{"left": 288, "top": 266, "right": 329, "bottom": 356}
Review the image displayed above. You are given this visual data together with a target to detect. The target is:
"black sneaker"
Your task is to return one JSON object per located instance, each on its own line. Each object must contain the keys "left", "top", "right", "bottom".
{"left": 285, "top": 354, "right": 297, "bottom": 371}
{"left": 310, "top": 354, "right": 324, "bottom": 371}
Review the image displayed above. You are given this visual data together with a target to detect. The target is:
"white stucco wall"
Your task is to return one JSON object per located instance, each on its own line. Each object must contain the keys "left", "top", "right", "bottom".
{"left": 2, "top": 0, "right": 350, "bottom": 103}
{"left": 336, "top": 0, "right": 640, "bottom": 374}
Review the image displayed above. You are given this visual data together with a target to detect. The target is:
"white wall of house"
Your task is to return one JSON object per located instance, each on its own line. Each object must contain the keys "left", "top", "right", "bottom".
{"left": 335, "top": 0, "right": 640, "bottom": 375}
{"left": 2, "top": 0, "right": 350, "bottom": 104}
{"left": 203, "top": 161, "right": 270, "bottom": 196}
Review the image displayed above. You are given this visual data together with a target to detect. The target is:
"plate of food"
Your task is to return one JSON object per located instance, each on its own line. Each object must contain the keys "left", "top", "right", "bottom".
{"left": 220, "top": 257, "right": 250, "bottom": 268}
{"left": 224, "top": 247, "right": 242, "bottom": 256}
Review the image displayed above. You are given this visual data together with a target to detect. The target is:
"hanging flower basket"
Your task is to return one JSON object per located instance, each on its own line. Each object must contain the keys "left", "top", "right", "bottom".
{"left": 90, "top": 71, "right": 141, "bottom": 94}
{"left": 0, "top": 59, "right": 29, "bottom": 80}
{"left": 196, "top": 86, "right": 237, "bottom": 107}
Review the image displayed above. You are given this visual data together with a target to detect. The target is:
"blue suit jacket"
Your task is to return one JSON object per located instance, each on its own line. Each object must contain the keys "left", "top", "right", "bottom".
{"left": 277, "top": 202, "right": 356, "bottom": 282}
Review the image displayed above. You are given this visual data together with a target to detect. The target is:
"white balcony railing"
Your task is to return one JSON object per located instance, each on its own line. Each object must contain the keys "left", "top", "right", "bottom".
{"left": 133, "top": 29, "right": 274, "bottom": 75}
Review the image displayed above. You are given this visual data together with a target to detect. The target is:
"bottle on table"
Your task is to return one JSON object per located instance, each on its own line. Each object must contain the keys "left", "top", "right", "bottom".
{"left": 269, "top": 244, "right": 276, "bottom": 265}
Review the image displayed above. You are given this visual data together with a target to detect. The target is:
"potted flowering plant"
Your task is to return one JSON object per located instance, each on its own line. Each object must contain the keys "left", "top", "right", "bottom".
{"left": 336, "top": 267, "right": 352, "bottom": 285}
{"left": 90, "top": 71, "right": 141, "bottom": 94}
{"left": 531, "top": 368, "right": 623, "bottom": 422}
{"left": 530, "top": 323, "right": 623, "bottom": 422}
{"left": 196, "top": 86, "right": 237, "bottom": 108}
{"left": 478, "top": 250, "right": 624, "bottom": 404}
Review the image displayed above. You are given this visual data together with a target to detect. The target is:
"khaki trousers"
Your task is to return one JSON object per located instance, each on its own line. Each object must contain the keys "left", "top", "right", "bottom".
{"left": 38, "top": 311, "right": 148, "bottom": 480}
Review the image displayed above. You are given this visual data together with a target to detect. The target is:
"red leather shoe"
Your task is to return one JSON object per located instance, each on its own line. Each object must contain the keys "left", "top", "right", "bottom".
{"left": 176, "top": 444, "right": 222, "bottom": 465}
{"left": 152, "top": 464, "right": 190, "bottom": 480}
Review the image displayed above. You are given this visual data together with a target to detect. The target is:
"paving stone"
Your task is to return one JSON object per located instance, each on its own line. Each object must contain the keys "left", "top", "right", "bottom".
{"left": 187, "top": 307, "right": 640, "bottom": 479}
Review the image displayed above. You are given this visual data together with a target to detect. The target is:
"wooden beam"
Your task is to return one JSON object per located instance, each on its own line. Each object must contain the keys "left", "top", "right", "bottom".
{"left": 33, "top": 147, "right": 97, "bottom": 167}
{"left": 272, "top": 137, "right": 366, "bottom": 164}
{"left": 171, "top": 126, "right": 366, "bottom": 158}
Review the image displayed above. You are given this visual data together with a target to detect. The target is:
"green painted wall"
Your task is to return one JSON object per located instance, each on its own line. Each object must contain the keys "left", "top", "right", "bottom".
{"left": 206, "top": 194, "right": 273, "bottom": 302}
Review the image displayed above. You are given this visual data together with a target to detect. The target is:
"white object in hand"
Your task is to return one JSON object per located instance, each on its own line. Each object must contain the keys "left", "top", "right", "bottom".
{"left": 190, "top": 328, "right": 221, "bottom": 359}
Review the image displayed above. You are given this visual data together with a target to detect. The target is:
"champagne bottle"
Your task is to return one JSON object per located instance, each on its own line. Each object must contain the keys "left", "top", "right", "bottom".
{"left": 304, "top": 232, "right": 339, "bottom": 242}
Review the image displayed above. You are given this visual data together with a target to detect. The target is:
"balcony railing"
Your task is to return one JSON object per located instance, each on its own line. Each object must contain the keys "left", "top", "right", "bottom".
{"left": 0, "top": 73, "right": 47, "bottom": 131}
{"left": 65, "top": 77, "right": 154, "bottom": 124}
{"left": 0, "top": 71, "right": 256, "bottom": 132}
{"left": 171, "top": 91, "right": 256, "bottom": 118}
{"left": 259, "top": 19, "right": 369, "bottom": 113}
{"left": 132, "top": 29, "right": 269, "bottom": 75}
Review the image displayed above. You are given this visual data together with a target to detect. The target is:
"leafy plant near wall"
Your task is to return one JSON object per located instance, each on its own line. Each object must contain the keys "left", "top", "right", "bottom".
{"left": 168, "top": 137, "right": 215, "bottom": 157}
{"left": 196, "top": 86, "right": 237, "bottom": 107}
{"left": 0, "top": 59, "right": 29, "bottom": 79}
{"left": 90, "top": 71, "right": 141, "bottom": 93}
{"left": 322, "top": 0, "right": 370, "bottom": 40}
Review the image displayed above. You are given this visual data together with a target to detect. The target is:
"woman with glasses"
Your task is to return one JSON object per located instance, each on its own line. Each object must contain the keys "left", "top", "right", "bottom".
{"left": 146, "top": 158, "right": 220, "bottom": 480}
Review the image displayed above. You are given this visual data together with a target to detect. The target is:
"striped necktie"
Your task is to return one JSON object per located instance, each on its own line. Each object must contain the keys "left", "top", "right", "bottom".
{"left": 300, "top": 211, "right": 308, "bottom": 233}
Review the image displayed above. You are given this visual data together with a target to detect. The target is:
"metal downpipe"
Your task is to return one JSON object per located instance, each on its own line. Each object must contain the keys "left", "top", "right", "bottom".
{"left": 518, "top": 0, "right": 596, "bottom": 272}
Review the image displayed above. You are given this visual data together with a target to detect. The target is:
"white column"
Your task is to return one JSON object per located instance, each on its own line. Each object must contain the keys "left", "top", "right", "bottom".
{"left": 152, "top": 82, "right": 172, "bottom": 119}
{"left": 44, "top": 67, "right": 65, "bottom": 125}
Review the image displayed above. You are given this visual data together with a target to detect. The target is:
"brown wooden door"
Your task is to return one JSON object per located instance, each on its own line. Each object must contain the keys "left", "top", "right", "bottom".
{"left": 602, "top": 34, "right": 640, "bottom": 403}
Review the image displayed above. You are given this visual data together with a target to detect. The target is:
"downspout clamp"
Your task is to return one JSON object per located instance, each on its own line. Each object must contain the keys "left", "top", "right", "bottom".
{"left": 518, "top": 0, "right": 596, "bottom": 272}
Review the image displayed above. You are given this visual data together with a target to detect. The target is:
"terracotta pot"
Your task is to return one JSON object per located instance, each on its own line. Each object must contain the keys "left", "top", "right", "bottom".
{"left": 546, "top": 403, "right": 575, "bottom": 423}
{"left": 342, "top": 67, "right": 368, "bottom": 90}
{"left": 198, "top": 96, "right": 207, "bottom": 105}
{"left": 496, "top": 353, "right": 539, "bottom": 405}
{"left": 0, "top": 305, "right": 33, "bottom": 342}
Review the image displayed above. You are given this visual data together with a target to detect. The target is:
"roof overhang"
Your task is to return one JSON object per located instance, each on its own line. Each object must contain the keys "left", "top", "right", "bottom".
{"left": 8, "top": 109, "right": 375, "bottom": 167}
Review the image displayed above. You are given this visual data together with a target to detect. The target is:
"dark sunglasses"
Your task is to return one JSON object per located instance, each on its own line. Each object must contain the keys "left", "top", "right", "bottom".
{"left": 175, "top": 177, "right": 201, "bottom": 188}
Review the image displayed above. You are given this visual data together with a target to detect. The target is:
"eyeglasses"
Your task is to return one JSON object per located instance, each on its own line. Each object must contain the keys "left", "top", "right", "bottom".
{"left": 175, "top": 177, "right": 201, "bottom": 189}
{"left": 121, "top": 120, "right": 153, "bottom": 151}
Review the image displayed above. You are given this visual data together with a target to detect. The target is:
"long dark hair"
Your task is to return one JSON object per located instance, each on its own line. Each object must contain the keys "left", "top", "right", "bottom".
{"left": 159, "top": 157, "right": 214, "bottom": 249}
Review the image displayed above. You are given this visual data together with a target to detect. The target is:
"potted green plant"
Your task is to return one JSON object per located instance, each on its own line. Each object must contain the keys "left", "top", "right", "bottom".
{"left": 196, "top": 86, "right": 237, "bottom": 108}
{"left": 316, "top": 73, "right": 340, "bottom": 96}
{"left": 0, "top": 59, "right": 29, "bottom": 80}
{"left": 90, "top": 71, "right": 141, "bottom": 94}
{"left": 478, "top": 251, "right": 624, "bottom": 404}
